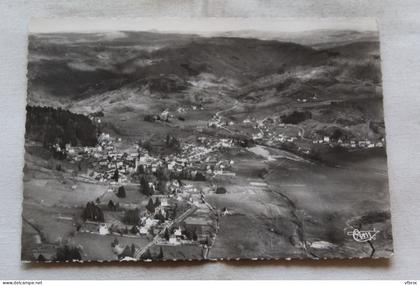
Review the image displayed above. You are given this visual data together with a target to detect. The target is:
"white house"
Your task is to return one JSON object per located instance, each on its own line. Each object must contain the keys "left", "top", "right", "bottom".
{"left": 169, "top": 236, "right": 179, "bottom": 244}
{"left": 99, "top": 223, "right": 109, "bottom": 235}
{"left": 174, "top": 227, "right": 182, "bottom": 237}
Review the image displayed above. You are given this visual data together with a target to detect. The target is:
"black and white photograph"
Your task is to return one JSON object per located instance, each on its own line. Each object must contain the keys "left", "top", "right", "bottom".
{"left": 21, "top": 18, "right": 393, "bottom": 263}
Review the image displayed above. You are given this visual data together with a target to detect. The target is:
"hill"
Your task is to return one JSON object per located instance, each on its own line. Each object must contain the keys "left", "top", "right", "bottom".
{"left": 26, "top": 31, "right": 384, "bottom": 144}
{"left": 27, "top": 32, "right": 327, "bottom": 103}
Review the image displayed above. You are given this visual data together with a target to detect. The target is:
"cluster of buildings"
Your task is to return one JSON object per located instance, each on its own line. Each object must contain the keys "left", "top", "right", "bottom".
{"left": 176, "top": 104, "right": 203, "bottom": 113}
{"left": 53, "top": 129, "right": 228, "bottom": 255}
{"left": 56, "top": 133, "right": 140, "bottom": 183}
{"left": 311, "top": 136, "right": 385, "bottom": 149}
{"left": 207, "top": 114, "right": 234, "bottom": 128}
{"left": 238, "top": 115, "right": 386, "bottom": 151}
{"left": 296, "top": 94, "right": 318, "bottom": 103}
{"left": 137, "top": 136, "right": 236, "bottom": 179}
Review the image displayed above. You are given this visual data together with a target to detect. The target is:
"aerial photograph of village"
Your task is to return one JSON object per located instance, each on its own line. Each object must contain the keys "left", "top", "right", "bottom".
{"left": 22, "top": 19, "right": 393, "bottom": 262}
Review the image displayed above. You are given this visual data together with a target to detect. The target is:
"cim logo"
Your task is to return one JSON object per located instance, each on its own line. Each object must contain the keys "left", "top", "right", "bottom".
{"left": 347, "top": 228, "right": 380, "bottom": 242}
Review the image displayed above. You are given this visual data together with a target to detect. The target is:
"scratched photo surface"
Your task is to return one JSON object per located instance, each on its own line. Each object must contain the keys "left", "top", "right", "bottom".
{"left": 22, "top": 18, "right": 393, "bottom": 262}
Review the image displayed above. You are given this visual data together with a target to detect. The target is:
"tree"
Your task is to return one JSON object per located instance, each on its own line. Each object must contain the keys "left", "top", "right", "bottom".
{"left": 157, "top": 166, "right": 170, "bottom": 181}
{"left": 141, "top": 248, "right": 152, "bottom": 260}
{"left": 123, "top": 208, "right": 140, "bottom": 226}
{"left": 116, "top": 186, "right": 126, "bottom": 198}
{"left": 154, "top": 211, "right": 165, "bottom": 224}
{"left": 131, "top": 244, "right": 136, "bottom": 257}
{"left": 146, "top": 198, "right": 155, "bottom": 213}
{"left": 143, "top": 141, "right": 154, "bottom": 153}
{"left": 157, "top": 180, "right": 168, "bottom": 194}
{"left": 156, "top": 247, "right": 164, "bottom": 260}
{"left": 55, "top": 245, "right": 82, "bottom": 262}
{"left": 130, "top": 225, "right": 139, "bottom": 235}
{"left": 82, "top": 201, "right": 104, "bottom": 222}
{"left": 108, "top": 200, "right": 116, "bottom": 211}
{"left": 195, "top": 172, "right": 206, "bottom": 181}
{"left": 144, "top": 114, "right": 156, "bottom": 122}
{"left": 137, "top": 164, "right": 145, "bottom": 174}
{"left": 154, "top": 197, "right": 161, "bottom": 208}
{"left": 118, "top": 245, "right": 133, "bottom": 259}
{"left": 164, "top": 228, "right": 170, "bottom": 241}
{"left": 112, "top": 168, "right": 119, "bottom": 182}
{"left": 165, "top": 134, "right": 181, "bottom": 152}
{"left": 140, "top": 175, "right": 154, "bottom": 196}
{"left": 215, "top": 187, "right": 227, "bottom": 194}
{"left": 166, "top": 133, "right": 171, "bottom": 145}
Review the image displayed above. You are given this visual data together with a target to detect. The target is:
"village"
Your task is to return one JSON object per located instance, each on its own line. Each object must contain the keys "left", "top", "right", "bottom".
{"left": 44, "top": 121, "right": 238, "bottom": 261}
{"left": 204, "top": 108, "right": 385, "bottom": 157}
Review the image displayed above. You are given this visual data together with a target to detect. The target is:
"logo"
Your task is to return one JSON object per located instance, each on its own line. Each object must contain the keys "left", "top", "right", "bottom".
{"left": 347, "top": 228, "right": 379, "bottom": 242}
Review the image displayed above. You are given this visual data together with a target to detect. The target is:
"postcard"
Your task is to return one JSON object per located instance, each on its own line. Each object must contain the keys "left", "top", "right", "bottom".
{"left": 22, "top": 18, "right": 392, "bottom": 262}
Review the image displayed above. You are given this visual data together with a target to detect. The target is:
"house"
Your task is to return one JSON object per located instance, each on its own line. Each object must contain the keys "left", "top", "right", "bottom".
{"left": 252, "top": 133, "right": 263, "bottom": 140}
{"left": 139, "top": 227, "right": 148, "bottom": 235}
{"left": 99, "top": 223, "right": 109, "bottom": 235}
{"left": 160, "top": 110, "right": 170, "bottom": 120}
{"left": 222, "top": 208, "right": 231, "bottom": 216}
{"left": 169, "top": 236, "right": 178, "bottom": 244}
{"left": 160, "top": 198, "right": 170, "bottom": 207}
{"left": 174, "top": 227, "right": 182, "bottom": 237}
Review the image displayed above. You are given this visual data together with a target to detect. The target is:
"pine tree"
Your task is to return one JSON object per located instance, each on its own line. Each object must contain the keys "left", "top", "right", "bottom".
{"left": 123, "top": 208, "right": 140, "bottom": 226}
{"left": 154, "top": 197, "right": 161, "bottom": 207}
{"left": 156, "top": 247, "right": 164, "bottom": 259}
{"left": 131, "top": 244, "right": 136, "bottom": 257}
{"left": 141, "top": 248, "right": 152, "bottom": 260}
{"left": 108, "top": 200, "right": 115, "bottom": 211}
{"left": 130, "top": 225, "right": 139, "bottom": 235}
{"left": 82, "top": 201, "right": 105, "bottom": 222}
{"left": 146, "top": 198, "right": 155, "bottom": 213}
{"left": 140, "top": 175, "right": 153, "bottom": 196}
{"left": 119, "top": 245, "right": 132, "bottom": 259}
{"left": 112, "top": 168, "right": 119, "bottom": 182}
{"left": 157, "top": 180, "right": 167, "bottom": 194}
{"left": 166, "top": 133, "right": 171, "bottom": 145}
{"left": 55, "top": 245, "right": 82, "bottom": 261}
{"left": 117, "top": 186, "right": 126, "bottom": 198}
{"left": 164, "top": 228, "right": 170, "bottom": 241}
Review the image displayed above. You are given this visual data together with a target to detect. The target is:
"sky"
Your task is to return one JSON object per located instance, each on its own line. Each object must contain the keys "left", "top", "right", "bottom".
{"left": 29, "top": 17, "right": 378, "bottom": 35}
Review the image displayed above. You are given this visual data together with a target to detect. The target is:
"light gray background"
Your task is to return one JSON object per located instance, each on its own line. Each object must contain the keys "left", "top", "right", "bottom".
{"left": 1, "top": 0, "right": 420, "bottom": 280}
